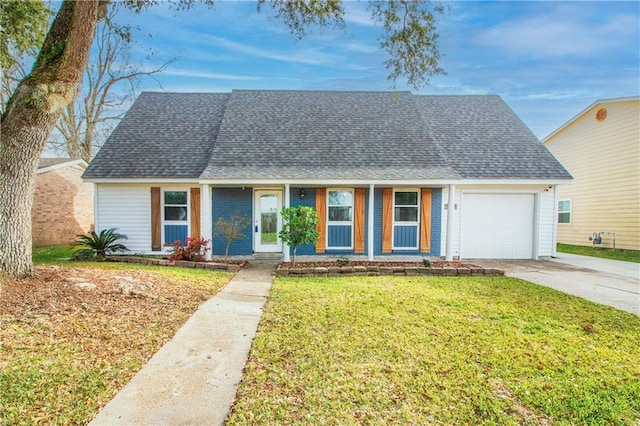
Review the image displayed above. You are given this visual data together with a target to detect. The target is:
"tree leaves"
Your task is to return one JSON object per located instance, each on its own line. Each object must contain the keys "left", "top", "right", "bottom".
{"left": 259, "top": 0, "right": 447, "bottom": 89}
{"left": 370, "top": 0, "right": 447, "bottom": 90}
{"left": 0, "top": 0, "right": 52, "bottom": 70}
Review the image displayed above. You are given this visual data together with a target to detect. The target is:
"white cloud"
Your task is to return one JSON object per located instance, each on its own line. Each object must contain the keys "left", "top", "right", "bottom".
{"left": 204, "top": 36, "right": 340, "bottom": 66}
{"left": 519, "top": 91, "right": 587, "bottom": 101}
{"left": 343, "top": 41, "right": 378, "bottom": 54}
{"left": 476, "top": 8, "right": 637, "bottom": 58}
{"left": 163, "top": 69, "right": 262, "bottom": 81}
{"left": 343, "top": 6, "right": 377, "bottom": 27}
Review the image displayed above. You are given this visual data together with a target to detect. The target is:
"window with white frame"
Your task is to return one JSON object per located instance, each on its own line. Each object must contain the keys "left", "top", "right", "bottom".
{"left": 393, "top": 190, "right": 419, "bottom": 249}
{"left": 558, "top": 199, "right": 571, "bottom": 224}
{"left": 163, "top": 190, "right": 189, "bottom": 246}
{"left": 327, "top": 189, "right": 353, "bottom": 249}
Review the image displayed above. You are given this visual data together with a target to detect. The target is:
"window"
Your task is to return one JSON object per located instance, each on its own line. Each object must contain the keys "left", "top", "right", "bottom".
{"left": 328, "top": 190, "right": 353, "bottom": 221}
{"left": 163, "top": 190, "right": 188, "bottom": 246}
{"left": 558, "top": 199, "right": 571, "bottom": 224}
{"left": 327, "top": 189, "right": 353, "bottom": 249}
{"left": 394, "top": 191, "right": 418, "bottom": 222}
{"left": 165, "top": 191, "right": 188, "bottom": 221}
{"left": 393, "top": 190, "right": 419, "bottom": 250}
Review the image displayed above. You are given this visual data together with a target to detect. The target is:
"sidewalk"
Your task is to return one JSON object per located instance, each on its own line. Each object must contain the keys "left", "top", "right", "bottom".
{"left": 90, "top": 262, "right": 276, "bottom": 426}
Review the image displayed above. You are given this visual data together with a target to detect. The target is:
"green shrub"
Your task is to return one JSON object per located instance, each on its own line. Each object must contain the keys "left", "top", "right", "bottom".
{"left": 168, "top": 237, "right": 210, "bottom": 262}
{"left": 74, "top": 228, "right": 128, "bottom": 261}
{"left": 336, "top": 256, "right": 351, "bottom": 267}
{"left": 279, "top": 206, "right": 320, "bottom": 267}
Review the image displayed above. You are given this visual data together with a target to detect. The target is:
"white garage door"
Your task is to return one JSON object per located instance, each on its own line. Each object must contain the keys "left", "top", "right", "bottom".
{"left": 460, "top": 193, "right": 535, "bottom": 259}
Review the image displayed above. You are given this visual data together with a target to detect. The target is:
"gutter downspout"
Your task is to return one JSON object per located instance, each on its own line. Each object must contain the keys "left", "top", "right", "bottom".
{"left": 552, "top": 185, "right": 558, "bottom": 258}
{"left": 445, "top": 184, "right": 456, "bottom": 261}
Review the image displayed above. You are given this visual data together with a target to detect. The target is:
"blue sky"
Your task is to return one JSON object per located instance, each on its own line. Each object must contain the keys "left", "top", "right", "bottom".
{"left": 115, "top": 1, "right": 639, "bottom": 139}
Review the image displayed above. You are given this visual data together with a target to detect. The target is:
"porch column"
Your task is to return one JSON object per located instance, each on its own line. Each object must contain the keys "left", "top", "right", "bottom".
{"left": 201, "top": 184, "right": 212, "bottom": 260}
{"left": 552, "top": 185, "right": 558, "bottom": 258}
{"left": 445, "top": 184, "right": 455, "bottom": 261}
{"left": 283, "top": 183, "right": 290, "bottom": 262}
{"left": 368, "top": 184, "right": 375, "bottom": 261}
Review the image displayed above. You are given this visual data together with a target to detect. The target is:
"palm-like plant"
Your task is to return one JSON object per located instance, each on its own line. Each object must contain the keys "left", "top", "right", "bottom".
{"left": 74, "top": 228, "right": 129, "bottom": 261}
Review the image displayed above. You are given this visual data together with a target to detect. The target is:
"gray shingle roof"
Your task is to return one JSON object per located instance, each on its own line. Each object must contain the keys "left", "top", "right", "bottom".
{"left": 415, "top": 95, "right": 571, "bottom": 179}
{"left": 39, "top": 158, "right": 79, "bottom": 169}
{"left": 83, "top": 92, "right": 229, "bottom": 179}
{"left": 84, "top": 90, "right": 571, "bottom": 181}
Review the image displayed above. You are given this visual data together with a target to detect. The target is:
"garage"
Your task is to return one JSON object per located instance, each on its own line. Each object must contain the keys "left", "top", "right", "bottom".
{"left": 460, "top": 193, "right": 535, "bottom": 259}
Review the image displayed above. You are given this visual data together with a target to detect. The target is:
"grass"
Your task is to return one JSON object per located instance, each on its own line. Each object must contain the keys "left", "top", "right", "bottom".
{"left": 228, "top": 276, "right": 640, "bottom": 425}
{"left": 32, "top": 244, "right": 76, "bottom": 263}
{"left": 557, "top": 243, "right": 640, "bottom": 263}
{"left": 4, "top": 245, "right": 235, "bottom": 425}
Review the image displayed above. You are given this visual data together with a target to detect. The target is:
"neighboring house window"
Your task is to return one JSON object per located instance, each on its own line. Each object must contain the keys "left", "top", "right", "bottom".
{"left": 327, "top": 189, "right": 353, "bottom": 249}
{"left": 163, "top": 190, "right": 189, "bottom": 245}
{"left": 393, "top": 190, "right": 419, "bottom": 249}
{"left": 558, "top": 199, "right": 571, "bottom": 224}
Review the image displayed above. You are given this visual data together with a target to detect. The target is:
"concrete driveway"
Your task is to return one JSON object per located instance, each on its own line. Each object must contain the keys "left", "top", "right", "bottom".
{"left": 479, "top": 253, "right": 640, "bottom": 316}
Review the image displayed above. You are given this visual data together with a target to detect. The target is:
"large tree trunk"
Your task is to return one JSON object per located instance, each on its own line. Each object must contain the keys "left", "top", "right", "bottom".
{"left": 0, "top": 1, "right": 105, "bottom": 278}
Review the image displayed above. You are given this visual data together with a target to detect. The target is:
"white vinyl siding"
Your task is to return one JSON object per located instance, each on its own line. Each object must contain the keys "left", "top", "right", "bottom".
{"left": 443, "top": 186, "right": 555, "bottom": 259}
{"left": 441, "top": 187, "right": 462, "bottom": 258}
{"left": 460, "top": 193, "right": 535, "bottom": 259}
{"left": 537, "top": 189, "right": 556, "bottom": 257}
{"left": 95, "top": 184, "right": 151, "bottom": 253}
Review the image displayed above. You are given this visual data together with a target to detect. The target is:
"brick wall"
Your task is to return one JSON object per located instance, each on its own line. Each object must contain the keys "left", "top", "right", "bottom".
{"left": 32, "top": 164, "right": 94, "bottom": 247}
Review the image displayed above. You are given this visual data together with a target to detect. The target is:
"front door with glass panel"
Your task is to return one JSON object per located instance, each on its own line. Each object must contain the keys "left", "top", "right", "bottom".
{"left": 254, "top": 190, "right": 283, "bottom": 252}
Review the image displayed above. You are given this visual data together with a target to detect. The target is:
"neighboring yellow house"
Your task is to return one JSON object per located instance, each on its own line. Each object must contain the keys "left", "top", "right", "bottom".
{"left": 543, "top": 96, "right": 640, "bottom": 251}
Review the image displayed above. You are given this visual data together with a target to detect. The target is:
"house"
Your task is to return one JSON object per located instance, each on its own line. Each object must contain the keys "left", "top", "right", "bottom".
{"left": 543, "top": 96, "right": 640, "bottom": 251}
{"left": 82, "top": 90, "right": 571, "bottom": 261}
{"left": 33, "top": 158, "right": 94, "bottom": 247}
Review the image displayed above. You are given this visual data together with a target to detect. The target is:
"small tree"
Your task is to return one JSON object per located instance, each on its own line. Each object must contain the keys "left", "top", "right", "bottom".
{"left": 279, "top": 206, "right": 320, "bottom": 267}
{"left": 214, "top": 213, "right": 251, "bottom": 262}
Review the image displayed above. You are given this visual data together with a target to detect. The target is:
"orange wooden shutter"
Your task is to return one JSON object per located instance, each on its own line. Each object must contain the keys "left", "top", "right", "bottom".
{"left": 382, "top": 188, "right": 393, "bottom": 253}
{"left": 315, "top": 188, "right": 326, "bottom": 253}
{"left": 190, "top": 187, "right": 201, "bottom": 238}
{"left": 151, "top": 187, "right": 161, "bottom": 251}
{"left": 420, "top": 188, "right": 432, "bottom": 253}
{"left": 354, "top": 188, "right": 366, "bottom": 254}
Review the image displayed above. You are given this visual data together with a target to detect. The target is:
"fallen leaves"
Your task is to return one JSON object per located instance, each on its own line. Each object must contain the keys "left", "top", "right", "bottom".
{"left": 1, "top": 264, "right": 233, "bottom": 425}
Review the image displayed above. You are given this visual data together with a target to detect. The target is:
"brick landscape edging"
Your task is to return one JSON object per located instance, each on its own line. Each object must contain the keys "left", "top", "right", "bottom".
{"left": 275, "top": 264, "right": 504, "bottom": 277}
{"left": 107, "top": 255, "right": 243, "bottom": 272}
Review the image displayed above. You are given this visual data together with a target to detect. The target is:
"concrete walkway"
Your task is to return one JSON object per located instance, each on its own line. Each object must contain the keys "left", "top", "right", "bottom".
{"left": 483, "top": 254, "right": 639, "bottom": 316}
{"left": 90, "top": 262, "right": 275, "bottom": 426}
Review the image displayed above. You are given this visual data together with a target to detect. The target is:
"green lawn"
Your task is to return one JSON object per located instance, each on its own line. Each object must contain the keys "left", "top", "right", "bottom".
{"left": 32, "top": 244, "right": 76, "bottom": 263}
{"left": 557, "top": 243, "right": 640, "bottom": 263}
{"left": 228, "top": 276, "right": 640, "bottom": 425}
